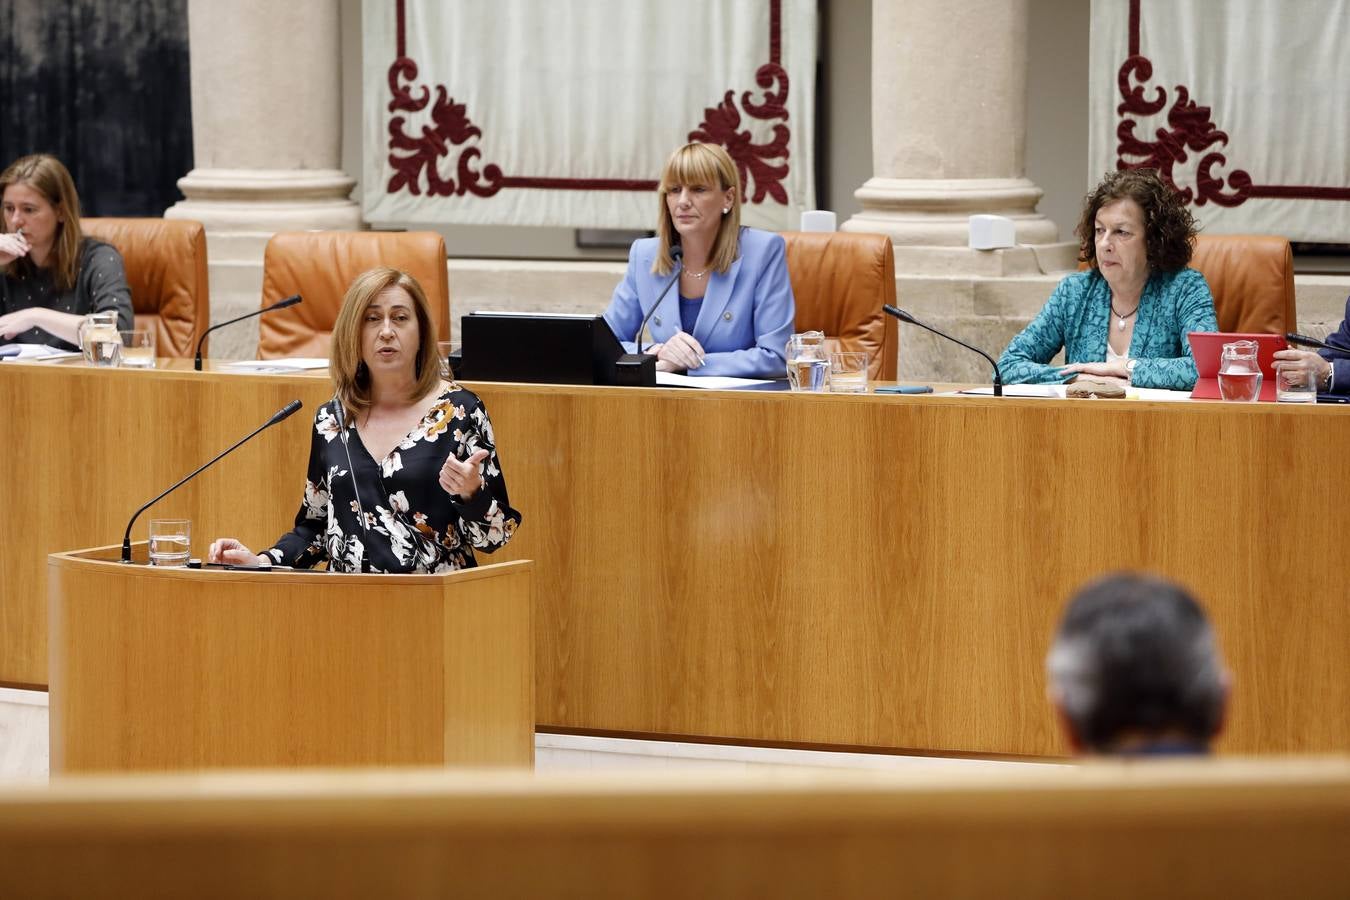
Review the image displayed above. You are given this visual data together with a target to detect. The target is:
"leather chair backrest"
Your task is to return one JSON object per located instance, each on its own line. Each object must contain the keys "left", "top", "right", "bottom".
{"left": 258, "top": 231, "right": 450, "bottom": 359}
{"left": 783, "top": 230, "right": 896, "bottom": 383}
{"left": 782, "top": 231, "right": 898, "bottom": 380}
{"left": 80, "top": 217, "right": 209, "bottom": 358}
{"left": 1190, "top": 234, "right": 1296, "bottom": 334}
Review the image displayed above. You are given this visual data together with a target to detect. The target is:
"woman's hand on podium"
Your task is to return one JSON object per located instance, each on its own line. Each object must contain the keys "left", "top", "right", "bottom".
{"left": 207, "top": 538, "right": 269, "bottom": 567}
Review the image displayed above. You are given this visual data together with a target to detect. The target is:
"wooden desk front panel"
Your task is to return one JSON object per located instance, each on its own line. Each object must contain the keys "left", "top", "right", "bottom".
{"left": 4, "top": 364, "right": 1347, "bottom": 756}
{"left": 475, "top": 386, "right": 1350, "bottom": 756}
{"left": 0, "top": 362, "right": 331, "bottom": 687}
{"left": 47, "top": 553, "right": 534, "bottom": 772}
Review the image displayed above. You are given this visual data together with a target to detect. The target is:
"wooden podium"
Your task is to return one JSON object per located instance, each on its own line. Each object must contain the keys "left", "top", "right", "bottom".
{"left": 47, "top": 547, "right": 534, "bottom": 773}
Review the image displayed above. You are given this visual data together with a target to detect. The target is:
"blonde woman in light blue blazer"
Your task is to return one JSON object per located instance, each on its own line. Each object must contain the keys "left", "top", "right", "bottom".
{"left": 603, "top": 143, "right": 795, "bottom": 379}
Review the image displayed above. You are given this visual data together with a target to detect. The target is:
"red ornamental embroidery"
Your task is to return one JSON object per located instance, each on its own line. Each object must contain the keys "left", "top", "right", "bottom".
{"left": 385, "top": 0, "right": 793, "bottom": 205}
{"left": 689, "top": 62, "right": 791, "bottom": 205}
{"left": 386, "top": 56, "right": 503, "bottom": 198}
{"left": 1115, "top": 55, "right": 1251, "bottom": 208}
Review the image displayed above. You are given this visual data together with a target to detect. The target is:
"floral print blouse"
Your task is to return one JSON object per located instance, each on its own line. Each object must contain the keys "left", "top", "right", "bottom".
{"left": 264, "top": 386, "right": 521, "bottom": 573}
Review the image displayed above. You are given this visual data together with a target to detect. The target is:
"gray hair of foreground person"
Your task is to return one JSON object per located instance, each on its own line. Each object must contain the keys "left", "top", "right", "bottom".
{"left": 1046, "top": 573, "right": 1230, "bottom": 754}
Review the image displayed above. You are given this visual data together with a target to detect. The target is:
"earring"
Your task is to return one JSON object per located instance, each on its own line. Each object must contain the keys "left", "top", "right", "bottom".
{"left": 722, "top": 207, "right": 730, "bottom": 214}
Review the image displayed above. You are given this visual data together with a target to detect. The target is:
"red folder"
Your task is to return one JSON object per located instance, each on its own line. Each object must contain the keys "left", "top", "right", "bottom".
{"left": 1187, "top": 332, "right": 1287, "bottom": 401}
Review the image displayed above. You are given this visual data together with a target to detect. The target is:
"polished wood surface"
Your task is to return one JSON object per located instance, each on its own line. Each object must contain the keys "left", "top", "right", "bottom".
{"left": 2, "top": 760, "right": 1348, "bottom": 898}
{"left": 478, "top": 383, "right": 1350, "bottom": 756}
{"left": 48, "top": 547, "right": 534, "bottom": 772}
{"left": 0, "top": 360, "right": 332, "bottom": 687}
{"left": 4, "top": 360, "right": 1348, "bottom": 756}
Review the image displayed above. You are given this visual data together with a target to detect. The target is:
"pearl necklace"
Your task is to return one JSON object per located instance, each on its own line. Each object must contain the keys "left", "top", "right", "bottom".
{"left": 683, "top": 268, "right": 708, "bottom": 280}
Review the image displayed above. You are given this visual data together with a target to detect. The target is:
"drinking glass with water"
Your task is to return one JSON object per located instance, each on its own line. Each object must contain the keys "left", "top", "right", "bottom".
{"left": 119, "top": 329, "right": 156, "bottom": 368}
{"left": 786, "top": 331, "right": 829, "bottom": 391}
{"left": 148, "top": 518, "right": 191, "bottom": 567}
{"left": 78, "top": 312, "right": 121, "bottom": 367}
{"left": 1218, "top": 339, "right": 1262, "bottom": 402}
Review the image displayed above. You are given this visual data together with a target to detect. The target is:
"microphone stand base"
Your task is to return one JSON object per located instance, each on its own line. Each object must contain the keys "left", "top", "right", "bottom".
{"left": 614, "top": 353, "right": 656, "bottom": 387}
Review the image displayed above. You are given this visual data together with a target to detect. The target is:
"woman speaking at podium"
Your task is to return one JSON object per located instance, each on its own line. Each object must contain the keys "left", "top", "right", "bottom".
{"left": 602, "top": 142, "right": 795, "bottom": 378}
{"left": 0, "top": 154, "right": 132, "bottom": 347}
{"left": 209, "top": 268, "right": 521, "bottom": 573}
{"left": 997, "top": 168, "right": 1217, "bottom": 390}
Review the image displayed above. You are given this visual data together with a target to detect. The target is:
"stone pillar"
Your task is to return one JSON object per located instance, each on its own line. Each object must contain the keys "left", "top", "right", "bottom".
{"left": 843, "top": 0, "right": 1070, "bottom": 275}
{"left": 166, "top": 0, "right": 361, "bottom": 357}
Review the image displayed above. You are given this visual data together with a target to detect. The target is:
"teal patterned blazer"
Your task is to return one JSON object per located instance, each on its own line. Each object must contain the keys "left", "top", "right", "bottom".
{"left": 997, "top": 267, "right": 1218, "bottom": 390}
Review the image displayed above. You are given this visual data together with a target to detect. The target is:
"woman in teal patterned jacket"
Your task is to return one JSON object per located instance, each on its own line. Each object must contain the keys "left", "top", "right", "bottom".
{"left": 998, "top": 169, "right": 1218, "bottom": 390}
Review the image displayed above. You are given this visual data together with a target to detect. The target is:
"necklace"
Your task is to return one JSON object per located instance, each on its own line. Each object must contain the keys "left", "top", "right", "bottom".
{"left": 684, "top": 268, "right": 708, "bottom": 280}
{"left": 1110, "top": 301, "right": 1139, "bottom": 331}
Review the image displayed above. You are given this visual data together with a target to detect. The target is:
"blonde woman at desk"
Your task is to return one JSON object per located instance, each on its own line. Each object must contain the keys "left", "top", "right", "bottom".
{"left": 209, "top": 267, "right": 520, "bottom": 573}
{"left": 0, "top": 154, "right": 132, "bottom": 348}
{"left": 602, "top": 142, "right": 795, "bottom": 378}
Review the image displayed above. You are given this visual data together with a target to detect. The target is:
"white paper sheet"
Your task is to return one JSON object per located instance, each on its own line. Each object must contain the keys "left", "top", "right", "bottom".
{"left": 221, "top": 358, "right": 330, "bottom": 372}
{"left": 656, "top": 372, "right": 774, "bottom": 390}
{"left": 0, "top": 343, "right": 80, "bottom": 361}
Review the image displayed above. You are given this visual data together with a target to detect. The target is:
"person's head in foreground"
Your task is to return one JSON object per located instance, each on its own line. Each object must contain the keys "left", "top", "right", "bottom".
{"left": 1046, "top": 572, "right": 1229, "bottom": 756}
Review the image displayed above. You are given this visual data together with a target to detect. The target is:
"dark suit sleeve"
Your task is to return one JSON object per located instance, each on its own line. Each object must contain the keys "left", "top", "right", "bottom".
{"left": 1318, "top": 297, "right": 1350, "bottom": 395}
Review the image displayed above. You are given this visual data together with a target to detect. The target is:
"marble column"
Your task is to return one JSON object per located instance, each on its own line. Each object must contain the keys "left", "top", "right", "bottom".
{"left": 843, "top": 0, "right": 1069, "bottom": 275}
{"left": 166, "top": 0, "right": 361, "bottom": 356}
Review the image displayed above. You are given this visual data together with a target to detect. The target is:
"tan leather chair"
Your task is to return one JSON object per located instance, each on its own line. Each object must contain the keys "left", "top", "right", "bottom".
{"left": 1190, "top": 234, "right": 1296, "bottom": 334}
{"left": 782, "top": 231, "right": 898, "bottom": 380}
{"left": 81, "top": 217, "right": 209, "bottom": 358}
{"left": 258, "top": 231, "right": 450, "bottom": 358}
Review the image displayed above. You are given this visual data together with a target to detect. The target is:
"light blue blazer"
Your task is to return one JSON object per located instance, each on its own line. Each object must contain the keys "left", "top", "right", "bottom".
{"left": 602, "top": 227, "right": 795, "bottom": 378}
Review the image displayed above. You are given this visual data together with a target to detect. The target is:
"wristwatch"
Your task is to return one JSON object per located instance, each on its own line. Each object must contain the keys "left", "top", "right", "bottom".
{"left": 1125, "top": 358, "right": 1139, "bottom": 379}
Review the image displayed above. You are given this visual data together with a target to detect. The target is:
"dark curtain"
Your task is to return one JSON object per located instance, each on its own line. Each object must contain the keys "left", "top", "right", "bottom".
{"left": 0, "top": 0, "right": 192, "bottom": 217}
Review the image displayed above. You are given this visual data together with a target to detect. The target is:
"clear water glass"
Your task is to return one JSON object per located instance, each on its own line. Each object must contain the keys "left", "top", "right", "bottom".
{"left": 148, "top": 518, "right": 191, "bottom": 567}
{"left": 1275, "top": 360, "right": 1317, "bottom": 403}
{"left": 119, "top": 329, "right": 156, "bottom": 368}
{"left": 828, "top": 351, "right": 869, "bottom": 393}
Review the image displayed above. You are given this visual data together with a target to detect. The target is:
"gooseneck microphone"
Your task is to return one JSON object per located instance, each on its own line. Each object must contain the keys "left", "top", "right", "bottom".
{"left": 1286, "top": 332, "right": 1350, "bottom": 356}
{"left": 883, "top": 304, "right": 1004, "bottom": 396}
{"left": 194, "top": 294, "right": 302, "bottom": 371}
{"left": 120, "top": 400, "right": 304, "bottom": 563}
{"left": 636, "top": 246, "right": 684, "bottom": 355}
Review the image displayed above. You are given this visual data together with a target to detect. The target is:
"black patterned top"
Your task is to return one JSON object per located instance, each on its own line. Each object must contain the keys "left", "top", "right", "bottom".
{"left": 264, "top": 386, "right": 522, "bottom": 573}
{"left": 0, "top": 237, "right": 133, "bottom": 348}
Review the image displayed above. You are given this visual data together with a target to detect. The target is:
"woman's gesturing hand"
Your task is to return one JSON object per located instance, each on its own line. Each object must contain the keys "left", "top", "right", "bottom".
{"left": 440, "top": 448, "right": 489, "bottom": 500}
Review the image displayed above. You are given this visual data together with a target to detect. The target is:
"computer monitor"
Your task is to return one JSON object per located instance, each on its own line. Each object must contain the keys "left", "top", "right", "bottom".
{"left": 456, "top": 312, "right": 637, "bottom": 385}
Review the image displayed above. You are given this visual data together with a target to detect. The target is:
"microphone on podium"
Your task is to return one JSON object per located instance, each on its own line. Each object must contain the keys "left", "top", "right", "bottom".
{"left": 615, "top": 247, "right": 684, "bottom": 386}
{"left": 119, "top": 400, "right": 304, "bottom": 563}
{"left": 194, "top": 294, "right": 302, "bottom": 371}
{"left": 883, "top": 304, "right": 1004, "bottom": 396}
